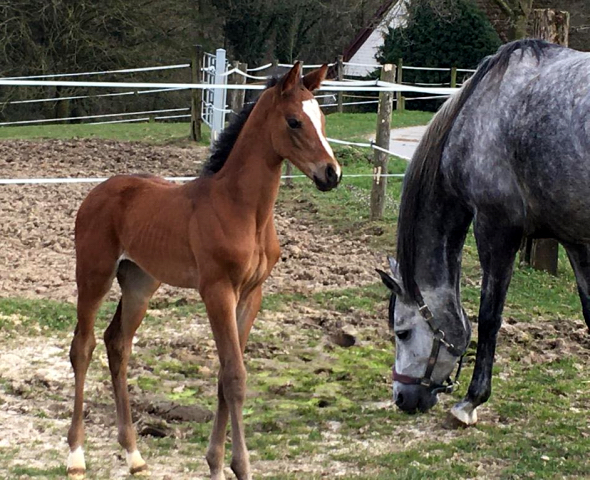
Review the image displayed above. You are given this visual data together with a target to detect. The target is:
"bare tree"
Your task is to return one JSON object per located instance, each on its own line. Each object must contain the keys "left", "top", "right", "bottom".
{"left": 492, "top": 0, "right": 534, "bottom": 39}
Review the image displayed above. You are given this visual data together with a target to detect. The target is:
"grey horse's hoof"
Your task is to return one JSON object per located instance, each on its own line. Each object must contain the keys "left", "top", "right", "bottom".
{"left": 450, "top": 400, "right": 478, "bottom": 425}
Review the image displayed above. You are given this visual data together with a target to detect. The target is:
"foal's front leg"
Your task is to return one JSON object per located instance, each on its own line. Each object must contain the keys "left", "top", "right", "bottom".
{"left": 206, "top": 286, "right": 262, "bottom": 480}
{"left": 203, "top": 283, "right": 260, "bottom": 480}
{"left": 451, "top": 220, "right": 522, "bottom": 425}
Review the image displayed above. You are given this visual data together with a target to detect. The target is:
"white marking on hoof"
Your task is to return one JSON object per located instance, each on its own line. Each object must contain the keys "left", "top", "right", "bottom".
{"left": 66, "top": 447, "right": 86, "bottom": 478}
{"left": 126, "top": 450, "right": 148, "bottom": 475}
{"left": 67, "top": 472, "right": 85, "bottom": 480}
{"left": 210, "top": 472, "right": 227, "bottom": 480}
{"left": 450, "top": 401, "right": 478, "bottom": 425}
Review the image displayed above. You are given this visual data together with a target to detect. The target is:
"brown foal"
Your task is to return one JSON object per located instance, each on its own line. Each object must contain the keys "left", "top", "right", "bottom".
{"left": 66, "top": 63, "right": 341, "bottom": 480}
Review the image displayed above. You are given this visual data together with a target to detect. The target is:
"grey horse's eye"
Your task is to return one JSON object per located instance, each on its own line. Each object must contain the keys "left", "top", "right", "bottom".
{"left": 396, "top": 330, "right": 411, "bottom": 341}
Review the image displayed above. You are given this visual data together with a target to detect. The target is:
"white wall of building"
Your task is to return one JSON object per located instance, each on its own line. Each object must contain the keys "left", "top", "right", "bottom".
{"left": 345, "top": 0, "right": 409, "bottom": 77}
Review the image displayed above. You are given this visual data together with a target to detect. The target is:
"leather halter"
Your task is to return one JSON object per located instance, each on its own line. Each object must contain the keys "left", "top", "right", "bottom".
{"left": 393, "top": 285, "right": 466, "bottom": 395}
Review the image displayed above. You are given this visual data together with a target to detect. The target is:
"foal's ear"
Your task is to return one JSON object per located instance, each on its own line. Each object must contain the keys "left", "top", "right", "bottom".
{"left": 302, "top": 64, "right": 328, "bottom": 92}
{"left": 280, "top": 61, "right": 302, "bottom": 94}
{"left": 376, "top": 269, "right": 403, "bottom": 296}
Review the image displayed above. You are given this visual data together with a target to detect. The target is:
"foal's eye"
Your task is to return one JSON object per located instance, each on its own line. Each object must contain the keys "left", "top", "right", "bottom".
{"left": 287, "top": 118, "right": 302, "bottom": 129}
{"left": 396, "top": 330, "right": 411, "bottom": 341}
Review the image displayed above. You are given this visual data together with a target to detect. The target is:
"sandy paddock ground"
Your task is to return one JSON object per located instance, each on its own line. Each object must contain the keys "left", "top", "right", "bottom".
{"left": 1, "top": 139, "right": 396, "bottom": 479}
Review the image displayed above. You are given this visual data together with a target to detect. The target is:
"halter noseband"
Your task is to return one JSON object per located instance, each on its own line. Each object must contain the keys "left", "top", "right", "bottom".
{"left": 393, "top": 285, "right": 466, "bottom": 395}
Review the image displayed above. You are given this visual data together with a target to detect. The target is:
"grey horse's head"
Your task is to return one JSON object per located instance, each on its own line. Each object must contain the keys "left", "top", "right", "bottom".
{"left": 377, "top": 257, "right": 471, "bottom": 413}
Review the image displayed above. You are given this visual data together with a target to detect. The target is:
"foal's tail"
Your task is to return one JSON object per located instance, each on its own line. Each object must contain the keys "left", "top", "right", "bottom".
{"left": 396, "top": 39, "right": 558, "bottom": 299}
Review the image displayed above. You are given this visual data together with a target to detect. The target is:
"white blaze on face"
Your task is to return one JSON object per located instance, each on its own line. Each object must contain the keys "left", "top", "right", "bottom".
{"left": 302, "top": 99, "right": 341, "bottom": 177}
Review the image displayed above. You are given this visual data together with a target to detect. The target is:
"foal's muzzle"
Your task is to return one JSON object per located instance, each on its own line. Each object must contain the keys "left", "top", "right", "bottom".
{"left": 313, "top": 163, "right": 341, "bottom": 191}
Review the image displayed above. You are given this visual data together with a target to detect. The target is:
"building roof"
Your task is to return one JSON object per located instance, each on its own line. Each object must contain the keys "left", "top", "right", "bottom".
{"left": 342, "top": 0, "right": 589, "bottom": 67}
{"left": 343, "top": 0, "right": 396, "bottom": 62}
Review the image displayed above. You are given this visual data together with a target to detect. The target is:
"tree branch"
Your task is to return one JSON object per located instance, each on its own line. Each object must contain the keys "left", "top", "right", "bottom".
{"left": 492, "top": 0, "right": 514, "bottom": 17}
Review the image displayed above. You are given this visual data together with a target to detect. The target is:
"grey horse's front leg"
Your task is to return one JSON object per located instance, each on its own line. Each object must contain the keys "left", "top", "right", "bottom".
{"left": 563, "top": 242, "right": 590, "bottom": 331}
{"left": 451, "top": 220, "right": 523, "bottom": 425}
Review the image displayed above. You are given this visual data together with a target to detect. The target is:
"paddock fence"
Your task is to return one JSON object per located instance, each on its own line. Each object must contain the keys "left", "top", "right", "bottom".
{"left": 0, "top": 47, "right": 477, "bottom": 218}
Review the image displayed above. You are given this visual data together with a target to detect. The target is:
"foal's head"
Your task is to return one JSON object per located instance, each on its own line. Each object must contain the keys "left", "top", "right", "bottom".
{"left": 265, "top": 63, "right": 341, "bottom": 191}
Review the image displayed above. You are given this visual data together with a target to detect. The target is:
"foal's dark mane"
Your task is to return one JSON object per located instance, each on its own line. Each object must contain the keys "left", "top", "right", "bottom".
{"left": 200, "top": 77, "right": 279, "bottom": 177}
{"left": 396, "top": 39, "right": 559, "bottom": 300}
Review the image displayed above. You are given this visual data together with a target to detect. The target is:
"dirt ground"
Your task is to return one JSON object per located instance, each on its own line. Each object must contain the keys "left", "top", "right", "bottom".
{"left": 1, "top": 139, "right": 589, "bottom": 479}
{"left": 0, "top": 139, "right": 389, "bottom": 479}
{"left": 0, "top": 139, "right": 381, "bottom": 303}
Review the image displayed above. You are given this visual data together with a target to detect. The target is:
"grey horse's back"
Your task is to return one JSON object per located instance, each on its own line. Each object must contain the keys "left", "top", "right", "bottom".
{"left": 513, "top": 50, "right": 590, "bottom": 240}
{"left": 445, "top": 42, "right": 590, "bottom": 242}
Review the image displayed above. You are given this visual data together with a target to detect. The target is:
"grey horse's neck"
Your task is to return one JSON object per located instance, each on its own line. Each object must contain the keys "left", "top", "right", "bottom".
{"left": 413, "top": 187, "right": 472, "bottom": 303}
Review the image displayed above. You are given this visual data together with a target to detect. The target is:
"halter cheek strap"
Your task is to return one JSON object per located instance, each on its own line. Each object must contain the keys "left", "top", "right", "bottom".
{"left": 393, "top": 284, "right": 466, "bottom": 394}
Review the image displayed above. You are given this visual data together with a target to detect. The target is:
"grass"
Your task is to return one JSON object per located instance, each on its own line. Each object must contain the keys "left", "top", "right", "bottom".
{"left": 1, "top": 114, "right": 589, "bottom": 478}
{"left": 0, "top": 110, "right": 432, "bottom": 146}
{"left": 325, "top": 110, "right": 433, "bottom": 142}
{"left": 0, "top": 121, "right": 211, "bottom": 145}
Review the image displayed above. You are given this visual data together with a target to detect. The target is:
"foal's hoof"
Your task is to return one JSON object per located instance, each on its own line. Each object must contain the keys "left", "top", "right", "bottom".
{"left": 131, "top": 466, "right": 150, "bottom": 476}
{"left": 67, "top": 468, "right": 85, "bottom": 480}
{"left": 67, "top": 447, "right": 86, "bottom": 479}
{"left": 210, "top": 472, "right": 227, "bottom": 480}
{"left": 450, "top": 400, "right": 478, "bottom": 426}
{"left": 127, "top": 450, "right": 149, "bottom": 476}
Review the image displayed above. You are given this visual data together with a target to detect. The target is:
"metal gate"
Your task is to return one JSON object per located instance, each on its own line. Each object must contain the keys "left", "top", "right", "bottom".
{"left": 201, "top": 48, "right": 227, "bottom": 145}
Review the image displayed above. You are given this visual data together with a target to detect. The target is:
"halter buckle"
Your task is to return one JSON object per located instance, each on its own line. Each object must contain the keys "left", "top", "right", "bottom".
{"left": 418, "top": 304, "right": 433, "bottom": 321}
{"left": 420, "top": 378, "right": 432, "bottom": 388}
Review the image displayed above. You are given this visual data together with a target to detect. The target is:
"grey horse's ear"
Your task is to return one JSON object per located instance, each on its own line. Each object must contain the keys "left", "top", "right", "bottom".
{"left": 387, "top": 256, "right": 400, "bottom": 277}
{"left": 376, "top": 269, "right": 403, "bottom": 296}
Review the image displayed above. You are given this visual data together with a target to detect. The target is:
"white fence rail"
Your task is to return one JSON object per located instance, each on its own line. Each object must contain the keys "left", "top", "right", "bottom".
{"left": 0, "top": 53, "right": 474, "bottom": 131}
{"left": 0, "top": 78, "right": 458, "bottom": 94}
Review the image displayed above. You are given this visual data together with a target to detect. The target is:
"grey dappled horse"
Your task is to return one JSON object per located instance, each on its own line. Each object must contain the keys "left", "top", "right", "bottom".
{"left": 378, "top": 39, "right": 590, "bottom": 425}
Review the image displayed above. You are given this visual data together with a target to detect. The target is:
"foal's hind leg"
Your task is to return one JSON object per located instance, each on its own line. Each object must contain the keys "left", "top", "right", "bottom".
{"left": 67, "top": 265, "right": 117, "bottom": 478}
{"left": 104, "top": 260, "right": 160, "bottom": 475}
{"left": 563, "top": 242, "right": 590, "bottom": 331}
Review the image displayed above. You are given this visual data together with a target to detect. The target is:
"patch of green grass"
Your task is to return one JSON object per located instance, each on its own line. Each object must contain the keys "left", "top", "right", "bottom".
{"left": 260, "top": 283, "right": 389, "bottom": 317}
{"left": 0, "top": 121, "right": 210, "bottom": 145}
{"left": 0, "top": 110, "right": 432, "bottom": 147}
{"left": 326, "top": 111, "right": 433, "bottom": 142}
{"left": 311, "top": 282, "right": 389, "bottom": 314}
{"left": 10, "top": 465, "right": 65, "bottom": 478}
{"left": 0, "top": 297, "right": 119, "bottom": 335}
{"left": 137, "top": 375, "right": 160, "bottom": 392}
{"left": 0, "top": 297, "right": 76, "bottom": 332}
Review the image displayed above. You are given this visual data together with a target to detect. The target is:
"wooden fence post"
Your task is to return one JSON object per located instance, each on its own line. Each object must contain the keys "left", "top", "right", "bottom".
{"left": 54, "top": 85, "right": 71, "bottom": 122}
{"left": 267, "top": 59, "right": 278, "bottom": 79}
{"left": 370, "top": 63, "right": 395, "bottom": 220}
{"left": 396, "top": 58, "right": 404, "bottom": 112}
{"left": 228, "top": 60, "right": 247, "bottom": 122}
{"left": 450, "top": 66, "right": 457, "bottom": 89}
{"left": 520, "top": 9, "right": 570, "bottom": 275}
{"left": 190, "top": 44, "right": 203, "bottom": 142}
{"left": 337, "top": 55, "right": 344, "bottom": 113}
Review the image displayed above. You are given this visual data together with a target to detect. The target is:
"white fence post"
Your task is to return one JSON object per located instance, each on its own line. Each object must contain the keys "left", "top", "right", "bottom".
{"left": 211, "top": 48, "right": 227, "bottom": 145}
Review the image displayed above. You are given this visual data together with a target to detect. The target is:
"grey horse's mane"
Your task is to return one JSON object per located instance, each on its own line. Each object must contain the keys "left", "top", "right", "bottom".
{"left": 396, "top": 39, "right": 559, "bottom": 300}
